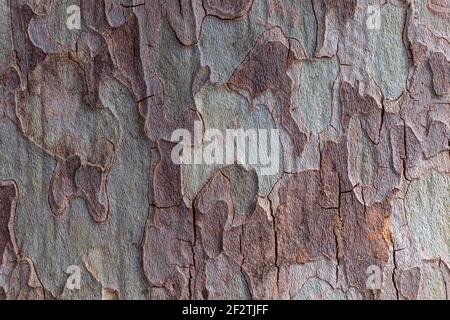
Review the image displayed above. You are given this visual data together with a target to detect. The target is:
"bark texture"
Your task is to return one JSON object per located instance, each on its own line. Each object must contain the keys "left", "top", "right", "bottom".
{"left": 0, "top": 0, "right": 449, "bottom": 300}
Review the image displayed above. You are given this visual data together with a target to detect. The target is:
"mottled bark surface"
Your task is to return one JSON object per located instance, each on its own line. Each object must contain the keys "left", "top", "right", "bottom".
{"left": 0, "top": 0, "right": 449, "bottom": 300}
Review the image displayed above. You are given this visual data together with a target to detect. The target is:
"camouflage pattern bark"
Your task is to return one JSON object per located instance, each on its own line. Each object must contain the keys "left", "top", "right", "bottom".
{"left": 0, "top": 0, "right": 449, "bottom": 300}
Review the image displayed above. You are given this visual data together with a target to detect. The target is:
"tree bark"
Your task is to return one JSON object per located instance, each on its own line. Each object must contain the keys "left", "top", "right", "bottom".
{"left": 0, "top": 0, "right": 449, "bottom": 300}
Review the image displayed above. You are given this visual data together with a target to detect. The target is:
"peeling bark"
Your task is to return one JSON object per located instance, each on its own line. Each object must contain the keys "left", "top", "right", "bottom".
{"left": 0, "top": 0, "right": 449, "bottom": 300}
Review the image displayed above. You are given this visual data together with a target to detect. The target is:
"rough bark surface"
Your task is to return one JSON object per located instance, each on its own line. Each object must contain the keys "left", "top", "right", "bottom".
{"left": 0, "top": 0, "right": 449, "bottom": 300}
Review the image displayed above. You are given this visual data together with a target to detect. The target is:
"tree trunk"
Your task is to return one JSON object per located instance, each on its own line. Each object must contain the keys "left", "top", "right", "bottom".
{"left": 0, "top": 0, "right": 449, "bottom": 300}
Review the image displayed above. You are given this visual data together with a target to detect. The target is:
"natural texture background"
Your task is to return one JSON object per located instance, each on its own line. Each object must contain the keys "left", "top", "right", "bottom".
{"left": 0, "top": 0, "right": 449, "bottom": 300}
